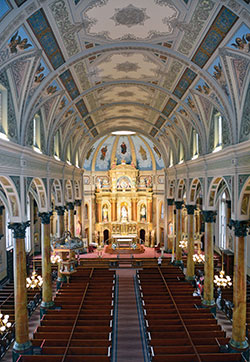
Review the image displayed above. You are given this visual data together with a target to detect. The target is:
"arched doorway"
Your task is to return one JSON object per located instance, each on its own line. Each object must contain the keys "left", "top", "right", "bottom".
{"left": 104, "top": 229, "right": 109, "bottom": 244}
{"left": 140, "top": 229, "right": 145, "bottom": 244}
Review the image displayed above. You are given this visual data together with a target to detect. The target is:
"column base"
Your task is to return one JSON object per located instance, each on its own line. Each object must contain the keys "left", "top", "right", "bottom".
{"left": 229, "top": 338, "right": 249, "bottom": 351}
{"left": 201, "top": 299, "right": 216, "bottom": 315}
{"left": 12, "top": 341, "right": 32, "bottom": 362}
{"left": 40, "top": 301, "right": 55, "bottom": 318}
{"left": 185, "top": 275, "right": 195, "bottom": 281}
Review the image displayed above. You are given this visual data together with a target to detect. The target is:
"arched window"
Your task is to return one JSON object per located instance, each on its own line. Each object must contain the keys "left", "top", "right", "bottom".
{"left": 178, "top": 141, "right": 184, "bottom": 164}
{"left": 169, "top": 149, "right": 173, "bottom": 167}
{"left": 66, "top": 143, "right": 72, "bottom": 165}
{"left": 75, "top": 151, "right": 79, "bottom": 168}
{"left": 33, "top": 113, "right": 42, "bottom": 154}
{"left": 0, "top": 84, "right": 9, "bottom": 141}
{"left": 219, "top": 191, "right": 227, "bottom": 249}
{"left": 5, "top": 210, "right": 13, "bottom": 250}
{"left": 54, "top": 130, "right": 60, "bottom": 160}
{"left": 192, "top": 130, "right": 199, "bottom": 160}
{"left": 213, "top": 112, "right": 222, "bottom": 153}
{"left": 25, "top": 196, "right": 31, "bottom": 252}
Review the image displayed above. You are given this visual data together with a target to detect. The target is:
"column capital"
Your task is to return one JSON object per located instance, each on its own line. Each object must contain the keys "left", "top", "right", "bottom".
{"left": 202, "top": 210, "right": 217, "bottom": 223}
{"left": 38, "top": 212, "right": 52, "bottom": 224}
{"left": 0, "top": 205, "right": 4, "bottom": 215}
{"left": 230, "top": 220, "right": 249, "bottom": 237}
{"left": 175, "top": 201, "right": 183, "bottom": 210}
{"left": 74, "top": 200, "right": 82, "bottom": 207}
{"left": 67, "top": 202, "right": 74, "bottom": 210}
{"left": 167, "top": 198, "right": 174, "bottom": 206}
{"left": 55, "top": 206, "right": 65, "bottom": 216}
{"left": 186, "top": 205, "right": 196, "bottom": 215}
{"left": 226, "top": 200, "right": 231, "bottom": 208}
{"left": 0, "top": 234, "right": 4, "bottom": 240}
{"left": 8, "top": 221, "right": 30, "bottom": 239}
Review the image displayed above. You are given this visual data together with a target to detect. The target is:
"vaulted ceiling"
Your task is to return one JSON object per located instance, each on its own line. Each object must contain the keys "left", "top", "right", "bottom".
{"left": 0, "top": 0, "right": 250, "bottom": 167}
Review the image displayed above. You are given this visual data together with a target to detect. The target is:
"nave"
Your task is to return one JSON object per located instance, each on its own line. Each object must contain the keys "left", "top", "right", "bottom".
{"left": 0, "top": 261, "right": 247, "bottom": 362}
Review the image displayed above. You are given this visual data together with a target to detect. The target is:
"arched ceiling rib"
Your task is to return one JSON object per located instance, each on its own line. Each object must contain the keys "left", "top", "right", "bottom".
{"left": 0, "top": 0, "right": 249, "bottom": 164}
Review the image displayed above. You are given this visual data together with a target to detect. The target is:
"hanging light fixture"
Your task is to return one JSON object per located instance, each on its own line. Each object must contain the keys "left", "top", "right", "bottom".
{"left": 179, "top": 233, "right": 188, "bottom": 249}
{"left": 26, "top": 270, "right": 43, "bottom": 289}
{"left": 214, "top": 251, "right": 232, "bottom": 288}
{"left": 0, "top": 313, "right": 11, "bottom": 333}
{"left": 50, "top": 251, "right": 61, "bottom": 264}
{"left": 193, "top": 236, "right": 205, "bottom": 263}
{"left": 214, "top": 270, "right": 232, "bottom": 288}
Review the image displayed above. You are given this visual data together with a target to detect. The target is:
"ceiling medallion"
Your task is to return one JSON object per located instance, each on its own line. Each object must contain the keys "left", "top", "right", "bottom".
{"left": 111, "top": 4, "right": 150, "bottom": 28}
{"left": 115, "top": 61, "right": 140, "bottom": 73}
{"left": 117, "top": 91, "right": 135, "bottom": 97}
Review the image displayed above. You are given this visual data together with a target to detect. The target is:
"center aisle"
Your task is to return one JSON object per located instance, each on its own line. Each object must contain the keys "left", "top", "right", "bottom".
{"left": 116, "top": 269, "right": 145, "bottom": 362}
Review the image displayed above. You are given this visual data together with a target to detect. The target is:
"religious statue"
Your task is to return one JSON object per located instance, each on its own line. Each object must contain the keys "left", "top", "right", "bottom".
{"left": 121, "top": 206, "right": 128, "bottom": 221}
{"left": 100, "top": 145, "right": 107, "bottom": 160}
{"left": 102, "top": 205, "right": 109, "bottom": 222}
{"left": 120, "top": 142, "right": 127, "bottom": 154}
{"left": 140, "top": 204, "right": 146, "bottom": 221}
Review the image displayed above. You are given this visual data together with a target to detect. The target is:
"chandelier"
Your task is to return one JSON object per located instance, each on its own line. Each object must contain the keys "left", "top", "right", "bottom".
{"left": 179, "top": 234, "right": 188, "bottom": 249}
{"left": 193, "top": 236, "right": 205, "bottom": 263}
{"left": 214, "top": 250, "right": 232, "bottom": 288}
{"left": 0, "top": 313, "right": 11, "bottom": 333}
{"left": 193, "top": 253, "right": 205, "bottom": 263}
{"left": 26, "top": 270, "right": 43, "bottom": 289}
{"left": 214, "top": 270, "right": 232, "bottom": 288}
{"left": 50, "top": 251, "right": 61, "bottom": 264}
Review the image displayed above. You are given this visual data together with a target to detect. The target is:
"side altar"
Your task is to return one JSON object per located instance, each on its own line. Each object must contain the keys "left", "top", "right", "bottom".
{"left": 94, "top": 160, "right": 154, "bottom": 246}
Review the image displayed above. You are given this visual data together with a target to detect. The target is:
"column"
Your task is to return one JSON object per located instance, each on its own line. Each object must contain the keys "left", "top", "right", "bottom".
{"left": 8, "top": 222, "right": 32, "bottom": 361}
{"left": 75, "top": 200, "right": 82, "bottom": 237}
{"left": 111, "top": 199, "right": 116, "bottom": 221}
{"left": 166, "top": 199, "right": 174, "bottom": 251}
{"left": 96, "top": 201, "right": 102, "bottom": 223}
{"left": 230, "top": 221, "right": 249, "bottom": 351}
{"left": 202, "top": 210, "right": 216, "bottom": 307}
{"left": 67, "top": 202, "right": 75, "bottom": 236}
{"left": 39, "top": 212, "right": 54, "bottom": 315}
{"left": 186, "top": 205, "right": 196, "bottom": 281}
{"left": 55, "top": 206, "right": 65, "bottom": 237}
{"left": 174, "top": 201, "right": 183, "bottom": 265}
{"left": 147, "top": 199, "right": 152, "bottom": 223}
{"left": 0, "top": 205, "right": 4, "bottom": 240}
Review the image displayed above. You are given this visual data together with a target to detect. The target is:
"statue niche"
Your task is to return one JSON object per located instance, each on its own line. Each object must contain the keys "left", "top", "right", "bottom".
{"left": 140, "top": 204, "right": 147, "bottom": 221}
{"left": 102, "top": 204, "right": 109, "bottom": 222}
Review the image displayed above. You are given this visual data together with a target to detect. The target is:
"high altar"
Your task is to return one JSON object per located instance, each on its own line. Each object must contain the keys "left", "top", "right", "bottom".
{"left": 95, "top": 160, "right": 154, "bottom": 246}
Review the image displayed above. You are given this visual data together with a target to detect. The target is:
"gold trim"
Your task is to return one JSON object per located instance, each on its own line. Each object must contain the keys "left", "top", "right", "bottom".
{"left": 138, "top": 135, "right": 156, "bottom": 171}
{"left": 110, "top": 136, "right": 119, "bottom": 165}
{"left": 128, "top": 136, "right": 136, "bottom": 165}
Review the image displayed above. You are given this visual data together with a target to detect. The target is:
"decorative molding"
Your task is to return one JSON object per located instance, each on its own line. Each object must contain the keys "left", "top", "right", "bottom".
{"left": 38, "top": 211, "right": 52, "bottom": 224}
{"left": 202, "top": 210, "right": 217, "bottom": 223}
{"left": 8, "top": 221, "right": 30, "bottom": 238}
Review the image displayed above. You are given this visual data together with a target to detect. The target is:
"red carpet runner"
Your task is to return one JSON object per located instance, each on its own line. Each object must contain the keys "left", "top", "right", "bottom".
{"left": 116, "top": 269, "right": 144, "bottom": 361}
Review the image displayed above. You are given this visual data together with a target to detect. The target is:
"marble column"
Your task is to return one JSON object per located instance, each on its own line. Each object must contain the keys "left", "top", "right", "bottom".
{"left": 75, "top": 200, "right": 82, "bottom": 237}
{"left": 39, "top": 212, "right": 54, "bottom": 315}
{"left": 111, "top": 199, "right": 116, "bottom": 221}
{"left": 0, "top": 205, "right": 4, "bottom": 240}
{"left": 96, "top": 201, "right": 102, "bottom": 223}
{"left": 186, "top": 205, "right": 196, "bottom": 281}
{"left": 202, "top": 210, "right": 216, "bottom": 307}
{"left": 226, "top": 200, "right": 231, "bottom": 226}
{"left": 166, "top": 199, "right": 174, "bottom": 251}
{"left": 230, "top": 220, "right": 249, "bottom": 351}
{"left": 174, "top": 201, "right": 183, "bottom": 265}
{"left": 8, "top": 222, "right": 32, "bottom": 361}
{"left": 67, "top": 202, "right": 75, "bottom": 236}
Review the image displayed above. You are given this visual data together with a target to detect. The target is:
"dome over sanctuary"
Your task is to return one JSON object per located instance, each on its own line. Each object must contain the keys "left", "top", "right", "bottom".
{"left": 83, "top": 133, "right": 165, "bottom": 171}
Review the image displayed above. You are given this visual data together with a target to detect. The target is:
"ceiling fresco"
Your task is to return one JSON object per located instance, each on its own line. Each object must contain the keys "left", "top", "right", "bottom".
{"left": 0, "top": 0, "right": 249, "bottom": 166}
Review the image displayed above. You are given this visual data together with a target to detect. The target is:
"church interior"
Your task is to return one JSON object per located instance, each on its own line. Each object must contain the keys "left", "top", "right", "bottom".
{"left": 0, "top": 0, "right": 250, "bottom": 361}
